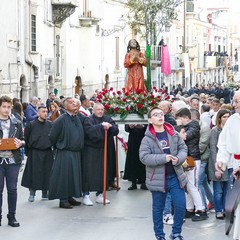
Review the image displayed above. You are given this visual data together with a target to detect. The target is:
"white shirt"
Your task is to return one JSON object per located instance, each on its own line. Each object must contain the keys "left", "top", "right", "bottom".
{"left": 217, "top": 113, "right": 240, "bottom": 168}
{"left": 200, "top": 112, "right": 211, "bottom": 128}
{"left": 79, "top": 106, "right": 91, "bottom": 116}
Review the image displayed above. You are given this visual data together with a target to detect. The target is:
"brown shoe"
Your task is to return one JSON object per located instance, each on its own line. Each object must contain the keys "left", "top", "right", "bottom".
{"left": 107, "top": 183, "right": 120, "bottom": 191}
{"left": 68, "top": 198, "right": 81, "bottom": 206}
{"left": 59, "top": 202, "right": 73, "bottom": 209}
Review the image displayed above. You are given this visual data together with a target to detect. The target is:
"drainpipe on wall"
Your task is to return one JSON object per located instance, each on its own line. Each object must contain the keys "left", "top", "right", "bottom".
{"left": 24, "top": 0, "right": 39, "bottom": 98}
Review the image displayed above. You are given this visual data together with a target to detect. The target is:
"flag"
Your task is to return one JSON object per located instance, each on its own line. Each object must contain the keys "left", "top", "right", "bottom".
{"left": 161, "top": 46, "right": 171, "bottom": 75}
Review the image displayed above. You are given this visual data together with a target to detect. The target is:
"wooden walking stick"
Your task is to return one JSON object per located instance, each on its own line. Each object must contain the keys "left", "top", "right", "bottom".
{"left": 103, "top": 129, "right": 108, "bottom": 206}
{"left": 115, "top": 136, "right": 119, "bottom": 191}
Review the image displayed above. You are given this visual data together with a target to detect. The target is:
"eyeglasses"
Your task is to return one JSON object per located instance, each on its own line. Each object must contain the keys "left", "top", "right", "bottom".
{"left": 151, "top": 112, "right": 164, "bottom": 117}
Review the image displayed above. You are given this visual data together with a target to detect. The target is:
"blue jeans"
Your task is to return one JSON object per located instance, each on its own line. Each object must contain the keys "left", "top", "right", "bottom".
{"left": 163, "top": 192, "right": 172, "bottom": 215}
{"left": 83, "top": 192, "right": 89, "bottom": 197}
{"left": 213, "top": 180, "right": 228, "bottom": 213}
{"left": 0, "top": 163, "right": 21, "bottom": 216}
{"left": 152, "top": 174, "right": 186, "bottom": 238}
{"left": 198, "top": 162, "right": 214, "bottom": 209}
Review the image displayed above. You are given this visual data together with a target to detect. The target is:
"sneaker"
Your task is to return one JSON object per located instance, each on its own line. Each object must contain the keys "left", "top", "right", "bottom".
{"left": 83, "top": 195, "right": 93, "bottom": 206}
{"left": 156, "top": 236, "right": 166, "bottom": 240}
{"left": 96, "top": 194, "right": 110, "bottom": 204}
{"left": 207, "top": 203, "right": 215, "bottom": 213}
{"left": 192, "top": 210, "right": 209, "bottom": 221}
{"left": 185, "top": 210, "right": 195, "bottom": 218}
{"left": 163, "top": 214, "right": 174, "bottom": 225}
{"left": 169, "top": 234, "right": 184, "bottom": 240}
{"left": 216, "top": 212, "right": 224, "bottom": 220}
{"left": 28, "top": 195, "right": 35, "bottom": 202}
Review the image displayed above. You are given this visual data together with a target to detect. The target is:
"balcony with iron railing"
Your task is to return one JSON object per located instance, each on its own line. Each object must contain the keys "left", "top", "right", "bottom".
{"left": 78, "top": 11, "right": 100, "bottom": 27}
{"left": 150, "top": 45, "right": 161, "bottom": 69}
{"left": 203, "top": 55, "right": 227, "bottom": 69}
{"left": 52, "top": 0, "right": 79, "bottom": 25}
{"left": 150, "top": 45, "right": 183, "bottom": 71}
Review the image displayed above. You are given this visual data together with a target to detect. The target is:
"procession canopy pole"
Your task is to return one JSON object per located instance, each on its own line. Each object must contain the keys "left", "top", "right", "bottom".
{"left": 115, "top": 136, "right": 119, "bottom": 191}
{"left": 103, "top": 129, "right": 108, "bottom": 206}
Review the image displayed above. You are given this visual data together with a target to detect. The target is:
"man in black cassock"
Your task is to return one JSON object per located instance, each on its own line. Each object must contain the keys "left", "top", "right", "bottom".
{"left": 123, "top": 124, "right": 147, "bottom": 190}
{"left": 21, "top": 105, "right": 53, "bottom": 202}
{"left": 82, "top": 102, "right": 119, "bottom": 205}
{"left": 48, "top": 97, "right": 84, "bottom": 209}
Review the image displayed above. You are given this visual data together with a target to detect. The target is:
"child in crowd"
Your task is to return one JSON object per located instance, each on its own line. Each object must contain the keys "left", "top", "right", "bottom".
{"left": 140, "top": 107, "right": 187, "bottom": 240}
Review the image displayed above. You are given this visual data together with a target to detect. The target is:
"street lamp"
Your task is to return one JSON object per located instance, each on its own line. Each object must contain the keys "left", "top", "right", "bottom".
{"left": 101, "top": 15, "right": 125, "bottom": 37}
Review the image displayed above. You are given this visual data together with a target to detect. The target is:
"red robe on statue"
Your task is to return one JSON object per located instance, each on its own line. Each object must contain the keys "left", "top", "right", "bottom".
{"left": 124, "top": 49, "right": 147, "bottom": 93}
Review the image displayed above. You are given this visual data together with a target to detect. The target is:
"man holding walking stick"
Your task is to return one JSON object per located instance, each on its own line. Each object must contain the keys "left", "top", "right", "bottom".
{"left": 82, "top": 102, "right": 119, "bottom": 205}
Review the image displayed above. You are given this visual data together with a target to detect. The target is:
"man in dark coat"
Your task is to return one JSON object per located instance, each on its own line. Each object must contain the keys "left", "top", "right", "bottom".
{"left": 21, "top": 105, "right": 53, "bottom": 202}
{"left": 175, "top": 107, "right": 208, "bottom": 221}
{"left": 48, "top": 97, "right": 84, "bottom": 209}
{"left": 223, "top": 86, "right": 231, "bottom": 103}
{"left": 159, "top": 100, "right": 176, "bottom": 126}
{"left": 46, "top": 92, "right": 56, "bottom": 112}
{"left": 123, "top": 124, "right": 147, "bottom": 190}
{"left": 25, "top": 96, "right": 39, "bottom": 123}
{"left": 82, "top": 102, "right": 119, "bottom": 205}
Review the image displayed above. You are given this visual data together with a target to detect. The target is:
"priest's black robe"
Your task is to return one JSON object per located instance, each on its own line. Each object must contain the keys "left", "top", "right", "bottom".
{"left": 21, "top": 119, "right": 53, "bottom": 191}
{"left": 48, "top": 113, "right": 84, "bottom": 200}
{"left": 82, "top": 114, "right": 119, "bottom": 192}
{"left": 123, "top": 124, "right": 147, "bottom": 183}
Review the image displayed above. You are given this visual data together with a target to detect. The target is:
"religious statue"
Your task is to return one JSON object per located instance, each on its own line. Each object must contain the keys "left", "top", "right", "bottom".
{"left": 124, "top": 39, "right": 147, "bottom": 93}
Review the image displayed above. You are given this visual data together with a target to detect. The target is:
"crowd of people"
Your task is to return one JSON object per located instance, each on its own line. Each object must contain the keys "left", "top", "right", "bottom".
{"left": 138, "top": 84, "right": 240, "bottom": 240}
{"left": 0, "top": 83, "right": 240, "bottom": 240}
{"left": 0, "top": 92, "right": 119, "bottom": 227}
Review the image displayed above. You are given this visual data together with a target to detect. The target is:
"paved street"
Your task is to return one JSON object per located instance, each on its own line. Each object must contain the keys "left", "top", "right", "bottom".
{"left": 1, "top": 170, "right": 234, "bottom": 240}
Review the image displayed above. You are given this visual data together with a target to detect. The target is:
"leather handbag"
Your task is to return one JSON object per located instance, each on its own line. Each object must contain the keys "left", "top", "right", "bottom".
{"left": 186, "top": 156, "right": 195, "bottom": 168}
{"left": 0, "top": 138, "right": 17, "bottom": 150}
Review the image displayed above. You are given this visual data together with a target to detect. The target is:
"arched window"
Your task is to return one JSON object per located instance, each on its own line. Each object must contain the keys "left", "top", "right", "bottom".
{"left": 75, "top": 76, "right": 82, "bottom": 95}
{"left": 20, "top": 74, "right": 27, "bottom": 102}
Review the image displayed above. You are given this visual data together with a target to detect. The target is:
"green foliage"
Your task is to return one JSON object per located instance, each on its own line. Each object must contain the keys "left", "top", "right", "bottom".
{"left": 126, "top": 0, "right": 182, "bottom": 44}
{"left": 226, "top": 82, "right": 240, "bottom": 89}
{"left": 96, "top": 87, "right": 170, "bottom": 120}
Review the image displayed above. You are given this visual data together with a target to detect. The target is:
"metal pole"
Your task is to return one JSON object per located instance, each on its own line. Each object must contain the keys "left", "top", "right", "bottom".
{"left": 103, "top": 129, "right": 108, "bottom": 206}
{"left": 183, "top": 0, "right": 186, "bottom": 87}
{"left": 115, "top": 136, "right": 119, "bottom": 191}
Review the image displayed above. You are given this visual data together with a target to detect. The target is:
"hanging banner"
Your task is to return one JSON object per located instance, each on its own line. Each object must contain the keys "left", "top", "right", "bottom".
{"left": 161, "top": 46, "right": 172, "bottom": 75}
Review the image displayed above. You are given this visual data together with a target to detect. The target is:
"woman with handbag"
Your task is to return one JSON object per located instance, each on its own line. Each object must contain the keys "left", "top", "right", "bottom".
{"left": 208, "top": 109, "right": 231, "bottom": 219}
